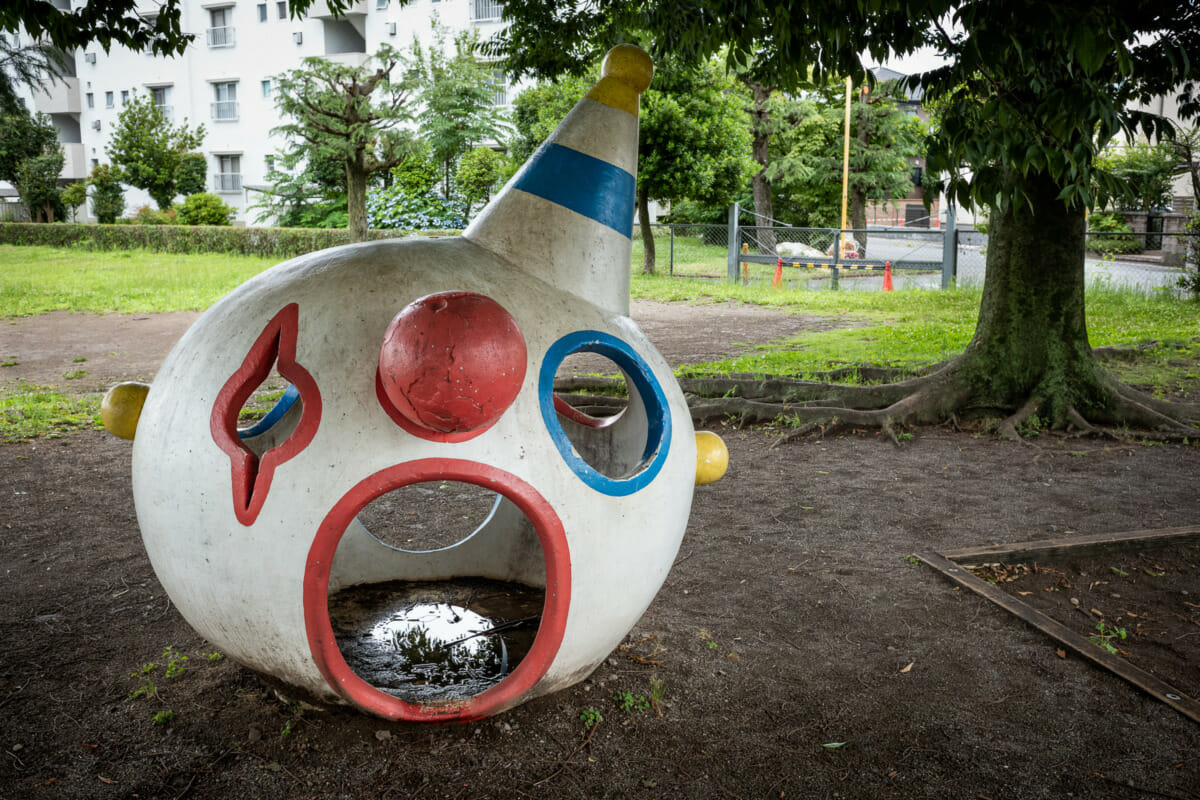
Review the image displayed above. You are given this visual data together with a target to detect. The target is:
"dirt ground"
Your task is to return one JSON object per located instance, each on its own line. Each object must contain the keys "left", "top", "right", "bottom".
{"left": 2, "top": 301, "right": 1199, "bottom": 800}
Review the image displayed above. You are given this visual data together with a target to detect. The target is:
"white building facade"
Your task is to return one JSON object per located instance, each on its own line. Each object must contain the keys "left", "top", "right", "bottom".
{"left": 20, "top": 0, "right": 511, "bottom": 223}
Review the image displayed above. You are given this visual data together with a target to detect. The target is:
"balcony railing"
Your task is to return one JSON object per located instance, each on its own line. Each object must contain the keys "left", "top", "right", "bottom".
{"left": 469, "top": 0, "right": 503, "bottom": 23}
{"left": 214, "top": 173, "right": 243, "bottom": 193}
{"left": 206, "top": 26, "right": 236, "bottom": 48}
{"left": 211, "top": 101, "right": 239, "bottom": 121}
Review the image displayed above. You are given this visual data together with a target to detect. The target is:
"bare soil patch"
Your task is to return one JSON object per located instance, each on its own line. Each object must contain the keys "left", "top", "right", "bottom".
{"left": 2, "top": 303, "right": 1199, "bottom": 800}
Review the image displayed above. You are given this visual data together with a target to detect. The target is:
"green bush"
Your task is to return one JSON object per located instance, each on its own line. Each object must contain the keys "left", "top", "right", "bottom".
{"left": 177, "top": 193, "right": 234, "bottom": 226}
{"left": 89, "top": 164, "right": 125, "bottom": 224}
{"left": 130, "top": 205, "right": 178, "bottom": 225}
{"left": 0, "top": 221, "right": 459, "bottom": 259}
{"left": 1086, "top": 210, "right": 1142, "bottom": 255}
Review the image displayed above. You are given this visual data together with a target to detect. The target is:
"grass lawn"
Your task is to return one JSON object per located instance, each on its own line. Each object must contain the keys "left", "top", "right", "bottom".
{"left": 2, "top": 243, "right": 1196, "bottom": 441}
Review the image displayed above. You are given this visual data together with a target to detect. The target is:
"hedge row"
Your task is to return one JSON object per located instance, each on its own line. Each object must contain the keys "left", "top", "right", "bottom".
{"left": 0, "top": 222, "right": 461, "bottom": 259}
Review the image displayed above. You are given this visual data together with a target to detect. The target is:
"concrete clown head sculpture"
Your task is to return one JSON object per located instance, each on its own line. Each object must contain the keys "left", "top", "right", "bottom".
{"left": 103, "top": 44, "right": 728, "bottom": 722}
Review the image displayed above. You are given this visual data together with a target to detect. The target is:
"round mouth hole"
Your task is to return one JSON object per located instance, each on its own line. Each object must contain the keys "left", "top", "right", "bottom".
{"left": 305, "top": 459, "right": 570, "bottom": 720}
{"left": 357, "top": 481, "right": 501, "bottom": 553}
{"left": 328, "top": 579, "right": 543, "bottom": 704}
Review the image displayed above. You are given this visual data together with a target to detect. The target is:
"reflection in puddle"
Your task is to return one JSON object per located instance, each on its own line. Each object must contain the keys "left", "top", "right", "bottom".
{"left": 330, "top": 579, "right": 543, "bottom": 703}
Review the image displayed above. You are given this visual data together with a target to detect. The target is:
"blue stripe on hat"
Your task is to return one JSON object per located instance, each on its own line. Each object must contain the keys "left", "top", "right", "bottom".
{"left": 512, "top": 143, "right": 635, "bottom": 238}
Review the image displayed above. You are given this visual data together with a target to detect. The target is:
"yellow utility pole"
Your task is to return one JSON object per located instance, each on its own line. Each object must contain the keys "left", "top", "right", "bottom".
{"left": 840, "top": 75, "right": 852, "bottom": 257}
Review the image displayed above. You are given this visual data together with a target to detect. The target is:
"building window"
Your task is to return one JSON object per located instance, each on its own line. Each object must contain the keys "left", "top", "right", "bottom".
{"left": 207, "top": 7, "right": 236, "bottom": 48}
{"left": 376, "top": 0, "right": 388, "bottom": 8}
{"left": 211, "top": 82, "right": 239, "bottom": 121}
{"left": 257, "top": 3, "right": 267, "bottom": 22}
{"left": 487, "top": 70, "right": 508, "bottom": 106}
{"left": 104, "top": 91, "right": 113, "bottom": 108}
{"left": 150, "top": 86, "right": 172, "bottom": 121}
{"left": 277, "top": 1, "right": 287, "bottom": 19}
{"left": 469, "top": 0, "right": 503, "bottom": 23}
{"left": 85, "top": 92, "right": 94, "bottom": 108}
{"left": 264, "top": 155, "right": 275, "bottom": 173}
{"left": 261, "top": 79, "right": 272, "bottom": 98}
{"left": 214, "top": 154, "right": 242, "bottom": 192}
{"left": 120, "top": 89, "right": 129, "bottom": 105}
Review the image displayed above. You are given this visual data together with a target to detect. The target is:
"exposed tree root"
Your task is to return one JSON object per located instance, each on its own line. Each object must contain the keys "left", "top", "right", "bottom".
{"left": 673, "top": 356, "right": 1198, "bottom": 446}
{"left": 553, "top": 348, "right": 1198, "bottom": 445}
{"left": 997, "top": 397, "right": 1040, "bottom": 442}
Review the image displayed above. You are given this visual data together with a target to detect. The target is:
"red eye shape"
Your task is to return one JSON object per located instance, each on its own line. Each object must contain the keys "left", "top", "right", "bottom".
{"left": 378, "top": 292, "right": 527, "bottom": 438}
{"left": 210, "top": 303, "right": 321, "bottom": 526}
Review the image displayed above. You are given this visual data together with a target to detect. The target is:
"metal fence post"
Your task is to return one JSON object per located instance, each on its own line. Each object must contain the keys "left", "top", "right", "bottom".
{"left": 941, "top": 203, "right": 958, "bottom": 289}
{"left": 669, "top": 224, "right": 675, "bottom": 276}
{"left": 726, "top": 203, "right": 740, "bottom": 283}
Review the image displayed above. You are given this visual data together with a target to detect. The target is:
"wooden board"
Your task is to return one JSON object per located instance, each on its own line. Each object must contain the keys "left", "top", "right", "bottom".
{"left": 917, "top": 528, "right": 1200, "bottom": 726}
{"left": 941, "top": 525, "right": 1200, "bottom": 565}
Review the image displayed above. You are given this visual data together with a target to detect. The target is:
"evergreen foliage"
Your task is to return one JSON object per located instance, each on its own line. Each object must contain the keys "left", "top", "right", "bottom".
{"left": 106, "top": 94, "right": 206, "bottom": 210}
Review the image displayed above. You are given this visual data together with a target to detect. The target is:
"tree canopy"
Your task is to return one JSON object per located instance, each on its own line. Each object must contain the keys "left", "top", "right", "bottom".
{"left": 272, "top": 44, "right": 421, "bottom": 241}
{"left": 107, "top": 95, "right": 206, "bottom": 210}
{"left": 412, "top": 26, "right": 510, "bottom": 197}
{"left": 768, "top": 80, "right": 925, "bottom": 237}
{"left": 497, "top": 0, "right": 1200, "bottom": 438}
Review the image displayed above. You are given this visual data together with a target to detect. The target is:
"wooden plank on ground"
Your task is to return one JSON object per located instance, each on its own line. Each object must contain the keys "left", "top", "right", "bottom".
{"left": 940, "top": 525, "right": 1200, "bottom": 564}
{"left": 917, "top": 549, "right": 1200, "bottom": 725}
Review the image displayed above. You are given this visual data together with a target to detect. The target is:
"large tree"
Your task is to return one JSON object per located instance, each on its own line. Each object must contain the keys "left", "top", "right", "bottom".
{"left": 273, "top": 44, "right": 420, "bottom": 242}
{"left": 636, "top": 57, "right": 754, "bottom": 273}
{"left": 412, "top": 26, "right": 510, "bottom": 197}
{"left": 768, "top": 80, "right": 926, "bottom": 252}
{"left": 0, "top": 106, "right": 62, "bottom": 220}
{"left": 107, "top": 94, "right": 206, "bottom": 210}
{"left": 496, "top": 0, "right": 1200, "bottom": 438}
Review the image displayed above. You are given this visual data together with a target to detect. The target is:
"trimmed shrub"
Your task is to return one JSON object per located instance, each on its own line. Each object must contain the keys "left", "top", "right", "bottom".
{"left": 0, "top": 222, "right": 460, "bottom": 259}
{"left": 1086, "top": 211, "right": 1142, "bottom": 255}
{"left": 177, "top": 193, "right": 234, "bottom": 226}
{"left": 130, "top": 205, "right": 178, "bottom": 225}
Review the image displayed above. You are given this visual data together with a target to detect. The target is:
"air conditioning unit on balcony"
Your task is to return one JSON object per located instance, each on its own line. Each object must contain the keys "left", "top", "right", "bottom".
{"left": 84, "top": 52, "right": 97, "bottom": 64}
{"left": 91, "top": 120, "right": 101, "bottom": 130}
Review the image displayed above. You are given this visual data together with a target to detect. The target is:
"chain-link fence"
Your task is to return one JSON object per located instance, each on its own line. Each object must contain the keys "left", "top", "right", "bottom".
{"left": 641, "top": 216, "right": 1197, "bottom": 295}
{"left": 957, "top": 230, "right": 1197, "bottom": 295}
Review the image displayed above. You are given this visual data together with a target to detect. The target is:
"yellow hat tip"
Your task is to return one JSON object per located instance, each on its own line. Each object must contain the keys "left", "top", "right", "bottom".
{"left": 601, "top": 44, "right": 654, "bottom": 94}
{"left": 695, "top": 431, "right": 729, "bottom": 486}
{"left": 101, "top": 381, "right": 150, "bottom": 441}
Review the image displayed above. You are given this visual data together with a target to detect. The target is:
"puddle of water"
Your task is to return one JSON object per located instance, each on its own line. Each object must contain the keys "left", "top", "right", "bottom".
{"left": 329, "top": 579, "right": 543, "bottom": 703}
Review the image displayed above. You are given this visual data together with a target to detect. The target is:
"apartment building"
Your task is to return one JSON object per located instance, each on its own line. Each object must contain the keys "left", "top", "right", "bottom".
{"left": 18, "top": 0, "right": 511, "bottom": 223}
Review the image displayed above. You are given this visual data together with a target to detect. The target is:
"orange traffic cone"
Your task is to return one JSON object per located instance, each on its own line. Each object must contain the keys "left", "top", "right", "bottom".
{"left": 773, "top": 257, "right": 783, "bottom": 289}
{"left": 882, "top": 261, "right": 894, "bottom": 292}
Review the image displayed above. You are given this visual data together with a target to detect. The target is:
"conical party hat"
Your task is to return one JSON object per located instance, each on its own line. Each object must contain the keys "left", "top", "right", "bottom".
{"left": 464, "top": 45, "right": 652, "bottom": 317}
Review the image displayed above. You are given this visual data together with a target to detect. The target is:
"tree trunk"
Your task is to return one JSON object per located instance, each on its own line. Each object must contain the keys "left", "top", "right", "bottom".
{"left": 639, "top": 186, "right": 656, "bottom": 275}
{"left": 346, "top": 157, "right": 368, "bottom": 243}
{"left": 850, "top": 187, "right": 867, "bottom": 257}
{"left": 954, "top": 169, "right": 1106, "bottom": 424}
{"left": 748, "top": 81, "right": 775, "bottom": 254}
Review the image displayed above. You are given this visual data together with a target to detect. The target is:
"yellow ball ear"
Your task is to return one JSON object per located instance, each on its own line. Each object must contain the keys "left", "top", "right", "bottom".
{"left": 101, "top": 382, "right": 151, "bottom": 441}
{"left": 695, "top": 431, "right": 729, "bottom": 486}
{"left": 600, "top": 44, "right": 654, "bottom": 94}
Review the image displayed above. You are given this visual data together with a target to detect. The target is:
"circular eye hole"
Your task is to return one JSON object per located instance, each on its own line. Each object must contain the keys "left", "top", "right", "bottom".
{"left": 539, "top": 330, "right": 671, "bottom": 496}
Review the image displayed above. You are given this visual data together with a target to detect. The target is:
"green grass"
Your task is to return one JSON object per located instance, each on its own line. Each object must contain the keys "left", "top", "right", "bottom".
{"left": 630, "top": 273, "right": 1200, "bottom": 385}
{"left": 0, "top": 245, "right": 277, "bottom": 316}
{"left": 1, "top": 245, "right": 1196, "bottom": 440}
{"left": 1, "top": 384, "right": 103, "bottom": 444}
